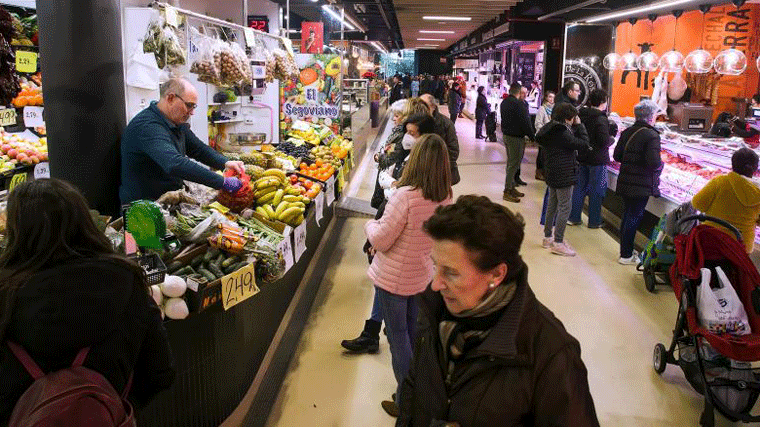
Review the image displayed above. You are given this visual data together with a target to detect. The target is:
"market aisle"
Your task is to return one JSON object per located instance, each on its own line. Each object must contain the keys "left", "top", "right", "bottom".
{"left": 265, "top": 110, "right": 739, "bottom": 427}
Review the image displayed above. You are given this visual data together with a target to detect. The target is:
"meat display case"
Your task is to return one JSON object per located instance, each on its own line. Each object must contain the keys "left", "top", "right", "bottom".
{"left": 606, "top": 118, "right": 760, "bottom": 245}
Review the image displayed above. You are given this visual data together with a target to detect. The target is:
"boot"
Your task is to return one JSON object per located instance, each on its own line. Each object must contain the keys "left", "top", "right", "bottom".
{"left": 510, "top": 188, "right": 525, "bottom": 198}
{"left": 535, "top": 169, "right": 545, "bottom": 181}
{"left": 382, "top": 400, "right": 400, "bottom": 417}
{"left": 341, "top": 319, "right": 381, "bottom": 353}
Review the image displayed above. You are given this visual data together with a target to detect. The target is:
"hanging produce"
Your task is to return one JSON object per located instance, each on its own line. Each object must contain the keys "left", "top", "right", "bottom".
{"left": 142, "top": 19, "right": 186, "bottom": 69}
{"left": 0, "top": 7, "right": 21, "bottom": 106}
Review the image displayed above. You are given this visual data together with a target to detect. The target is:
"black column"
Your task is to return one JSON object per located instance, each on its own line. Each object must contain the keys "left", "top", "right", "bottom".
{"left": 37, "top": 0, "right": 126, "bottom": 216}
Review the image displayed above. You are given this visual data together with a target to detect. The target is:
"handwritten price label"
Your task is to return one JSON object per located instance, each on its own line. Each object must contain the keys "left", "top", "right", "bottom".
{"left": 15, "top": 51, "right": 37, "bottom": 73}
{"left": 315, "top": 192, "right": 324, "bottom": 225}
{"left": 325, "top": 176, "right": 335, "bottom": 205}
{"left": 294, "top": 221, "right": 307, "bottom": 262}
{"left": 0, "top": 108, "right": 16, "bottom": 126}
{"left": 23, "top": 106, "right": 44, "bottom": 128}
{"left": 278, "top": 234, "right": 294, "bottom": 273}
{"left": 221, "top": 263, "right": 259, "bottom": 310}
{"left": 33, "top": 162, "right": 50, "bottom": 179}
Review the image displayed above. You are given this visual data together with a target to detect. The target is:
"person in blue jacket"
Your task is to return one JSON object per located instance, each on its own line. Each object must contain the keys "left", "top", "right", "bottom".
{"left": 119, "top": 77, "right": 245, "bottom": 205}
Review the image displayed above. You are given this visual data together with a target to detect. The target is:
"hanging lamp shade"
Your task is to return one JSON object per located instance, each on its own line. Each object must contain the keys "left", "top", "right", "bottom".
{"left": 636, "top": 51, "right": 659, "bottom": 71}
{"left": 603, "top": 53, "right": 623, "bottom": 70}
{"left": 714, "top": 48, "right": 747, "bottom": 75}
{"left": 659, "top": 50, "right": 684, "bottom": 72}
{"left": 684, "top": 49, "right": 713, "bottom": 73}
{"left": 621, "top": 52, "right": 638, "bottom": 71}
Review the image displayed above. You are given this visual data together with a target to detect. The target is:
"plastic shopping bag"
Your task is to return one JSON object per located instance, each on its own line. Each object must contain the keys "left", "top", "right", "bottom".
{"left": 697, "top": 267, "right": 751, "bottom": 335}
{"left": 126, "top": 46, "right": 160, "bottom": 90}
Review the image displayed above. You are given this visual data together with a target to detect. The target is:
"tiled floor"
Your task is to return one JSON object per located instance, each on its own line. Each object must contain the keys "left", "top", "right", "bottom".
{"left": 265, "top": 109, "right": 749, "bottom": 426}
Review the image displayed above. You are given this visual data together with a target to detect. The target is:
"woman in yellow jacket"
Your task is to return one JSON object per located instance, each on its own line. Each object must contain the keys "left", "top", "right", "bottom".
{"left": 691, "top": 148, "right": 760, "bottom": 253}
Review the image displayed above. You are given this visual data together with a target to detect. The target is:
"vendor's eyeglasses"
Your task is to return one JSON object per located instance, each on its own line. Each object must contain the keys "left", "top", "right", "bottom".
{"left": 173, "top": 94, "right": 197, "bottom": 110}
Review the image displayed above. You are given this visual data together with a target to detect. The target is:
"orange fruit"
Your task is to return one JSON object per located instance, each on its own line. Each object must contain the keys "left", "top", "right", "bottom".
{"left": 309, "top": 163, "right": 317, "bottom": 170}
{"left": 315, "top": 159, "right": 323, "bottom": 167}
{"left": 300, "top": 162, "right": 308, "bottom": 170}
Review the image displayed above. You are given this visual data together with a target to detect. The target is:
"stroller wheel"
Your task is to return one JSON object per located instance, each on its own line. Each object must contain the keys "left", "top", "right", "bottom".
{"left": 653, "top": 343, "right": 667, "bottom": 374}
{"left": 644, "top": 268, "right": 657, "bottom": 293}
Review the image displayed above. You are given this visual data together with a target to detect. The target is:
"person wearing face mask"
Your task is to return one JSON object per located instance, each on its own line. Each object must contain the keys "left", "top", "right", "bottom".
{"left": 396, "top": 196, "right": 599, "bottom": 427}
{"left": 119, "top": 78, "right": 245, "bottom": 205}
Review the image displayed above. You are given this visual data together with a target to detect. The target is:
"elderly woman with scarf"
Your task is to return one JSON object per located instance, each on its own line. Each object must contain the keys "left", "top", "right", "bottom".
{"left": 396, "top": 195, "right": 599, "bottom": 427}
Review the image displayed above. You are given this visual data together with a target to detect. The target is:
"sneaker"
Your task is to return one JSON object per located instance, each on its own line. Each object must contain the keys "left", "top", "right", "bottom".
{"left": 587, "top": 222, "right": 604, "bottom": 229}
{"left": 551, "top": 241, "right": 577, "bottom": 257}
{"left": 510, "top": 188, "right": 525, "bottom": 198}
{"left": 542, "top": 237, "right": 553, "bottom": 248}
{"left": 503, "top": 191, "right": 520, "bottom": 203}
{"left": 567, "top": 220, "right": 582, "bottom": 226}
{"left": 618, "top": 251, "right": 640, "bottom": 265}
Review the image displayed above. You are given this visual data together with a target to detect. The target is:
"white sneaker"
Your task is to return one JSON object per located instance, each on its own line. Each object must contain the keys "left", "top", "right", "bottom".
{"left": 618, "top": 250, "right": 640, "bottom": 265}
{"left": 567, "top": 220, "right": 582, "bottom": 226}
{"left": 542, "top": 237, "right": 553, "bottom": 248}
{"left": 551, "top": 241, "right": 576, "bottom": 257}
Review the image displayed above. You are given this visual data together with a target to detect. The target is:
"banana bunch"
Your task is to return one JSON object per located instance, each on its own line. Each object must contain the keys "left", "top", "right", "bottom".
{"left": 253, "top": 169, "right": 310, "bottom": 226}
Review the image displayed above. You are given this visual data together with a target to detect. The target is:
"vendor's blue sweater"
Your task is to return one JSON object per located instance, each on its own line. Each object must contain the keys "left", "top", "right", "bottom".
{"left": 119, "top": 102, "right": 227, "bottom": 205}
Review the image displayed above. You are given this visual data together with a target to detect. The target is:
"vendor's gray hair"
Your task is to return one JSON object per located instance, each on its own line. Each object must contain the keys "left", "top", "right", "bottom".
{"left": 160, "top": 78, "right": 188, "bottom": 99}
{"left": 390, "top": 99, "right": 408, "bottom": 114}
{"left": 634, "top": 99, "right": 659, "bottom": 123}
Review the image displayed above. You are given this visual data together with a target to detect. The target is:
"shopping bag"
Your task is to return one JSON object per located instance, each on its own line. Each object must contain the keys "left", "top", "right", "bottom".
{"left": 125, "top": 46, "right": 160, "bottom": 90}
{"left": 697, "top": 267, "right": 751, "bottom": 335}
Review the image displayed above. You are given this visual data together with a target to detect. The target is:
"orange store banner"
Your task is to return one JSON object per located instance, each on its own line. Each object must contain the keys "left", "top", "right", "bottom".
{"left": 610, "top": 4, "right": 760, "bottom": 118}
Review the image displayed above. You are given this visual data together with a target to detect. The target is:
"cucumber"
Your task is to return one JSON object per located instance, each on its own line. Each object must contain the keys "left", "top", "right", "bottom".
{"left": 226, "top": 261, "right": 248, "bottom": 274}
{"left": 174, "top": 265, "right": 194, "bottom": 276}
{"left": 222, "top": 255, "right": 241, "bottom": 268}
{"left": 167, "top": 260, "right": 184, "bottom": 273}
{"left": 204, "top": 248, "right": 220, "bottom": 262}
{"left": 198, "top": 268, "right": 216, "bottom": 282}
{"left": 214, "top": 254, "right": 225, "bottom": 269}
{"left": 191, "top": 254, "right": 205, "bottom": 268}
{"left": 208, "top": 263, "right": 225, "bottom": 279}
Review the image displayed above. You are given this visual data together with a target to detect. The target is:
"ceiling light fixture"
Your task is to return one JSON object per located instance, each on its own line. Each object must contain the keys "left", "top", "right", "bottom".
{"left": 423, "top": 16, "right": 471, "bottom": 21}
{"left": 417, "top": 38, "right": 445, "bottom": 41}
{"left": 321, "top": 5, "right": 355, "bottom": 30}
{"left": 370, "top": 41, "right": 388, "bottom": 54}
{"left": 584, "top": 0, "right": 697, "bottom": 23}
{"left": 419, "top": 30, "right": 456, "bottom": 34}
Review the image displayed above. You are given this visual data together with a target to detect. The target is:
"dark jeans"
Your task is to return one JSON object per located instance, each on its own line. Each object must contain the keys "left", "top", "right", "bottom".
{"left": 376, "top": 286, "right": 418, "bottom": 405}
{"left": 539, "top": 187, "right": 555, "bottom": 226}
{"left": 620, "top": 196, "right": 649, "bottom": 258}
{"left": 475, "top": 116, "right": 484, "bottom": 137}
{"left": 536, "top": 147, "right": 544, "bottom": 170}
{"left": 569, "top": 164, "right": 608, "bottom": 227}
{"left": 370, "top": 289, "right": 383, "bottom": 322}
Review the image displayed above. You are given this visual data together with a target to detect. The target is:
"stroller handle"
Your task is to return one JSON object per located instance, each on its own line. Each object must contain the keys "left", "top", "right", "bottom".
{"left": 677, "top": 214, "right": 742, "bottom": 241}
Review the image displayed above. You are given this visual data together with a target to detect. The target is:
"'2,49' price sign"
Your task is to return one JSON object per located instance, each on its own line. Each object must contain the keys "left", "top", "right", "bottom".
{"left": 221, "top": 262, "right": 260, "bottom": 310}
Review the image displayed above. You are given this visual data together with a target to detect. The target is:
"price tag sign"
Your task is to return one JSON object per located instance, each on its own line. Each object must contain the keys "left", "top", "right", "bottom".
{"left": 0, "top": 108, "right": 17, "bottom": 126}
{"left": 23, "top": 106, "right": 44, "bottom": 128}
{"left": 33, "top": 162, "right": 50, "bottom": 179}
{"left": 325, "top": 176, "right": 336, "bottom": 205}
{"left": 278, "top": 234, "right": 294, "bottom": 273}
{"left": 251, "top": 65, "right": 266, "bottom": 79}
{"left": 221, "top": 263, "right": 259, "bottom": 310}
{"left": 337, "top": 167, "right": 346, "bottom": 193}
{"left": 165, "top": 6, "right": 180, "bottom": 27}
{"left": 294, "top": 221, "right": 307, "bottom": 262}
{"left": 244, "top": 28, "right": 256, "bottom": 47}
{"left": 15, "top": 51, "right": 37, "bottom": 73}
{"left": 8, "top": 172, "right": 26, "bottom": 190}
{"left": 315, "top": 191, "right": 324, "bottom": 225}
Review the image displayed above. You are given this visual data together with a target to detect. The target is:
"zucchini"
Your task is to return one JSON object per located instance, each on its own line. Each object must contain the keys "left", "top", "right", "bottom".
{"left": 204, "top": 248, "right": 220, "bottom": 262}
{"left": 198, "top": 268, "right": 216, "bottom": 282}
{"left": 191, "top": 254, "right": 205, "bottom": 268}
{"left": 174, "top": 265, "right": 196, "bottom": 277}
{"left": 208, "top": 263, "right": 225, "bottom": 279}
{"left": 214, "top": 253, "right": 225, "bottom": 269}
{"left": 167, "top": 260, "right": 184, "bottom": 273}
{"left": 223, "top": 260, "right": 248, "bottom": 275}
{"left": 222, "top": 256, "right": 241, "bottom": 268}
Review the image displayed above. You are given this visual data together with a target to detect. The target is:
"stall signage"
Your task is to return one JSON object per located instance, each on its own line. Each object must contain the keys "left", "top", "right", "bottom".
{"left": 278, "top": 234, "right": 295, "bottom": 273}
{"left": 8, "top": 172, "right": 26, "bottom": 190}
{"left": 0, "top": 107, "right": 16, "bottom": 126}
{"left": 15, "top": 51, "right": 37, "bottom": 73}
{"left": 33, "top": 162, "right": 50, "bottom": 179}
{"left": 494, "top": 22, "right": 510, "bottom": 36}
{"left": 325, "top": 176, "right": 335, "bottom": 205}
{"left": 23, "top": 106, "right": 43, "bottom": 128}
{"left": 244, "top": 28, "right": 256, "bottom": 48}
{"left": 221, "top": 263, "right": 259, "bottom": 310}
{"left": 315, "top": 191, "right": 324, "bottom": 225}
{"left": 294, "top": 221, "right": 307, "bottom": 262}
{"left": 482, "top": 30, "right": 495, "bottom": 42}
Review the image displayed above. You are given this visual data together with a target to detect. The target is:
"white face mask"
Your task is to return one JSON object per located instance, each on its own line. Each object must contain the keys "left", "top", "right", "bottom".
{"left": 401, "top": 133, "right": 417, "bottom": 150}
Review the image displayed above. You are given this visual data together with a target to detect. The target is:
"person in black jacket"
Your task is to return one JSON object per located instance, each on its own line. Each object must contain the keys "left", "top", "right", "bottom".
{"left": 447, "top": 82, "right": 462, "bottom": 124}
{"left": 396, "top": 195, "right": 599, "bottom": 427}
{"left": 556, "top": 80, "right": 581, "bottom": 107}
{"left": 389, "top": 74, "right": 404, "bottom": 105}
{"left": 569, "top": 89, "right": 618, "bottom": 229}
{"left": 536, "top": 103, "right": 591, "bottom": 257}
{"left": 475, "top": 86, "right": 490, "bottom": 139}
{"left": 613, "top": 100, "right": 663, "bottom": 265}
{"left": 421, "top": 94, "right": 461, "bottom": 185}
{"left": 0, "top": 179, "right": 175, "bottom": 425}
{"left": 500, "top": 83, "right": 535, "bottom": 202}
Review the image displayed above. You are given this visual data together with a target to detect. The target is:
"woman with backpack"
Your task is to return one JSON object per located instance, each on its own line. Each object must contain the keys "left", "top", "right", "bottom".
{"left": 0, "top": 179, "right": 175, "bottom": 426}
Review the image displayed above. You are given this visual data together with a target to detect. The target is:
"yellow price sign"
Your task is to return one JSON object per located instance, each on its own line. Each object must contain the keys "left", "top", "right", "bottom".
{"left": 0, "top": 108, "right": 16, "bottom": 126}
{"left": 221, "top": 263, "right": 259, "bottom": 310}
{"left": 15, "top": 51, "right": 37, "bottom": 73}
{"left": 9, "top": 172, "right": 26, "bottom": 191}
{"left": 336, "top": 167, "right": 346, "bottom": 193}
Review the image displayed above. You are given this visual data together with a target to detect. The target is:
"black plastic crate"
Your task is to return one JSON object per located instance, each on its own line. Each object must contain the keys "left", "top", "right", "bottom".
{"left": 134, "top": 253, "right": 167, "bottom": 285}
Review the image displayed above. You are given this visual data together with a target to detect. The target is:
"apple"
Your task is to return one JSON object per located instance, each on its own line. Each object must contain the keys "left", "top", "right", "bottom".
{"left": 8, "top": 149, "right": 18, "bottom": 159}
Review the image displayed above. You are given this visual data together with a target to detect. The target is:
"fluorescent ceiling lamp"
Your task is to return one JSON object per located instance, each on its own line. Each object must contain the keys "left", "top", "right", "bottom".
{"left": 370, "top": 42, "right": 388, "bottom": 54}
{"left": 423, "top": 16, "right": 471, "bottom": 21}
{"left": 585, "top": 0, "right": 697, "bottom": 23}
{"left": 417, "top": 38, "right": 446, "bottom": 41}
{"left": 420, "top": 30, "right": 456, "bottom": 34}
{"left": 322, "top": 4, "right": 356, "bottom": 31}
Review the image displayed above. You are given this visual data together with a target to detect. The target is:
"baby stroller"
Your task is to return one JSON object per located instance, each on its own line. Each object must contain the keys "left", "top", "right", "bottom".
{"left": 639, "top": 202, "right": 697, "bottom": 293}
{"left": 653, "top": 214, "right": 760, "bottom": 426}
{"left": 485, "top": 111, "right": 497, "bottom": 142}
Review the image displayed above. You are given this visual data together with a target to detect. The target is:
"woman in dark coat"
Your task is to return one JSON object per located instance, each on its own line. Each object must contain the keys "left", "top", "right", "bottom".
{"left": 613, "top": 100, "right": 662, "bottom": 265}
{"left": 0, "top": 179, "right": 175, "bottom": 425}
{"left": 536, "top": 103, "right": 590, "bottom": 257}
{"left": 475, "top": 86, "right": 490, "bottom": 139}
{"left": 447, "top": 82, "right": 462, "bottom": 125}
{"left": 397, "top": 195, "right": 599, "bottom": 427}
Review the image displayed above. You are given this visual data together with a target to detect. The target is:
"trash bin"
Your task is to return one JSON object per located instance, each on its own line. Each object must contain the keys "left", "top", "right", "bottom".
{"left": 370, "top": 101, "right": 380, "bottom": 128}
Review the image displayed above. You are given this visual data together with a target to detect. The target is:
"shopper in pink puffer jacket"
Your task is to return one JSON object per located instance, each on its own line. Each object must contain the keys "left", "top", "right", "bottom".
{"left": 364, "top": 133, "right": 452, "bottom": 417}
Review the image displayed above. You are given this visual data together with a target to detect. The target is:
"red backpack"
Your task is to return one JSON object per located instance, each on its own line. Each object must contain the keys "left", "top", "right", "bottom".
{"left": 6, "top": 341, "right": 136, "bottom": 427}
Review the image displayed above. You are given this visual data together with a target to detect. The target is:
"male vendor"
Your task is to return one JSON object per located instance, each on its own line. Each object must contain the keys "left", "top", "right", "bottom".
{"left": 119, "top": 77, "right": 245, "bottom": 205}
